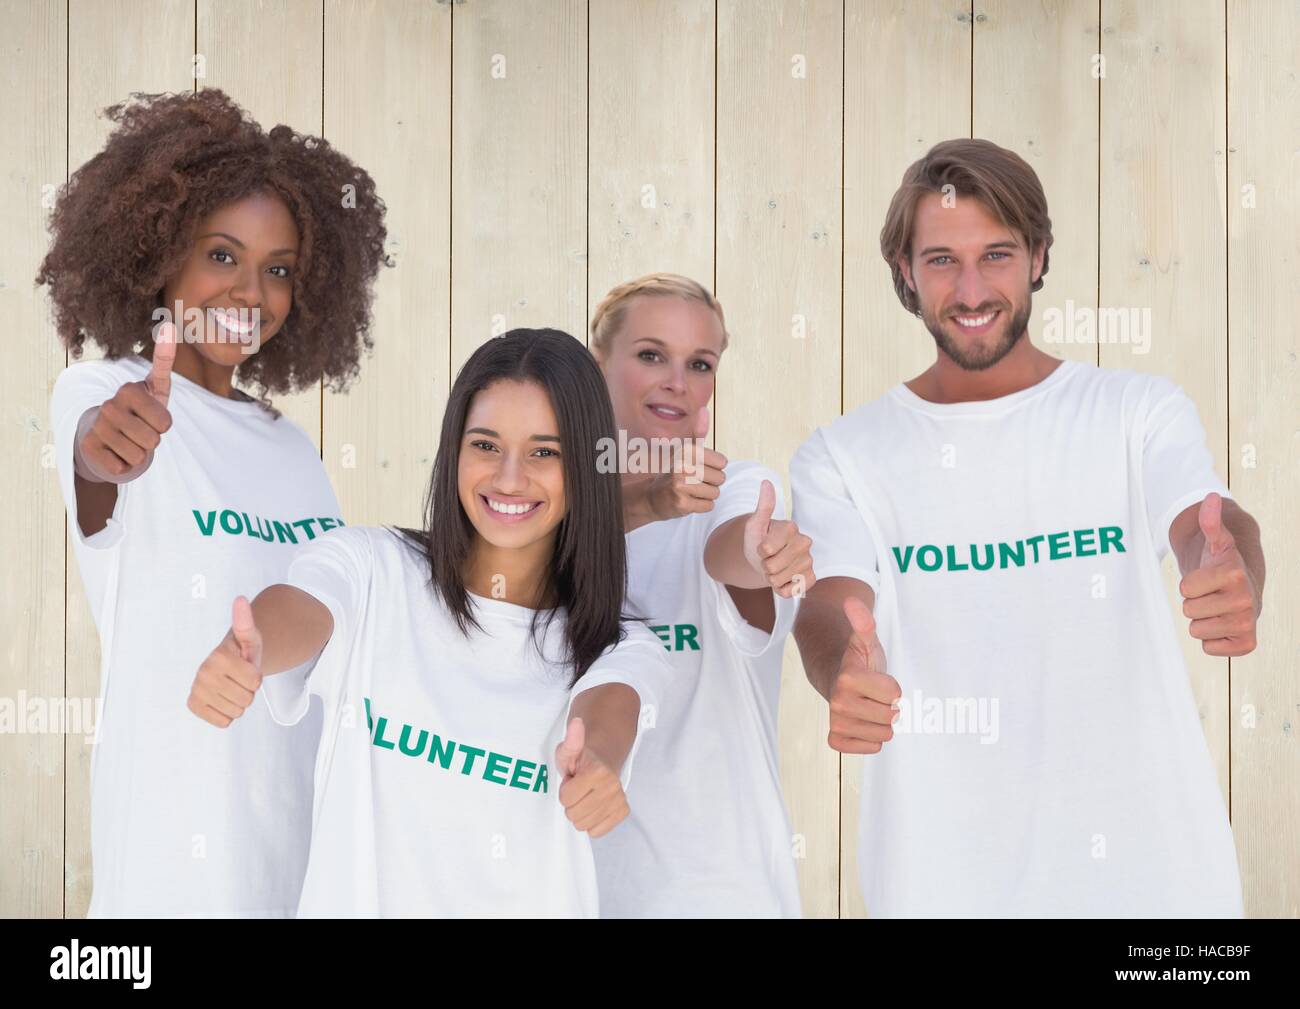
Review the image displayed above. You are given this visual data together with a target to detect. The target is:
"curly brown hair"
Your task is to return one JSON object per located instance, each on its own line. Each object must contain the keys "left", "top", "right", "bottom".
{"left": 36, "top": 88, "right": 390, "bottom": 395}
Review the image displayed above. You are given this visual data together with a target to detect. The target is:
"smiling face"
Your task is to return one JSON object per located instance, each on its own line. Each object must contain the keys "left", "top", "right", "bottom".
{"left": 898, "top": 191, "right": 1044, "bottom": 371}
{"left": 159, "top": 190, "right": 299, "bottom": 366}
{"left": 594, "top": 294, "right": 724, "bottom": 442}
{"left": 457, "top": 379, "right": 567, "bottom": 553}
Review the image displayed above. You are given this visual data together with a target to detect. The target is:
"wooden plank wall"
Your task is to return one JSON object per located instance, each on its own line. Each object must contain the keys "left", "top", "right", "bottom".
{"left": 1, "top": 0, "right": 1294, "bottom": 918}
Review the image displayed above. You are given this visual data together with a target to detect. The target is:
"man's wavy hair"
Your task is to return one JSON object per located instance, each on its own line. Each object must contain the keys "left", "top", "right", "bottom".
{"left": 36, "top": 88, "right": 390, "bottom": 396}
{"left": 880, "top": 138, "right": 1053, "bottom": 316}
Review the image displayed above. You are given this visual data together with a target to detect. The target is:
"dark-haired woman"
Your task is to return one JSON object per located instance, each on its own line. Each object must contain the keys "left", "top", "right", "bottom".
{"left": 188, "top": 330, "right": 669, "bottom": 916}
{"left": 40, "top": 89, "right": 390, "bottom": 917}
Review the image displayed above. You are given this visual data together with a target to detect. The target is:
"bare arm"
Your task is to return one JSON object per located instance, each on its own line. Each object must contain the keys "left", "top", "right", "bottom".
{"left": 794, "top": 576, "right": 876, "bottom": 701}
{"left": 621, "top": 478, "right": 661, "bottom": 534}
{"left": 793, "top": 575, "right": 898, "bottom": 755}
{"left": 245, "top": 584, "right": 336, "bottom": 675}
{"left": 188, "top": 586, "right": 334, "bottom": 728}
{"left": 567, "top": 682, "right": 641, "bottom": 774}
{"left": 555, "top": 682, "right": 644, "bottom": 838}
{"left": 704, "top": 480, "right": 816, "bottom": 633}
{"left": 704, "top": 512, "right": 779, "bottom": 633}
{"left": 703, "top": 514, "right": 767, "bottom": 589}
{"left": 73, "top": 468, "right": 122, "bottom": 539}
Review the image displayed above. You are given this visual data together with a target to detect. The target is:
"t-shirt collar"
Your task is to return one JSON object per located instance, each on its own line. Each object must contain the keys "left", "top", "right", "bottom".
{"left": 888, "top": 357, "right": 1078, "bottom": 417}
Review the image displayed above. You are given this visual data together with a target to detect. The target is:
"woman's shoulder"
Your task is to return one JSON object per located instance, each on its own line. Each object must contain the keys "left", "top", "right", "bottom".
{"left": 320, "top": 523, "right": 411, "bottom": 553}
{"left": 52, "top": 353, "right": 148, "bottom": 398}
{"left": 295, "top": 524, "right": 423, "bottom": 588}
{"left": 249, "top": 402, "right": 319, "bottom": 450}
{"left": 354, "top": 524, "right": 429, "bottom": 575}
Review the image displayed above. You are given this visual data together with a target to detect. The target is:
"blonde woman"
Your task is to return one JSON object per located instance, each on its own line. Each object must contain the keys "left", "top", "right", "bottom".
{"left": 588, "top": 274, "right": 815, "bottom": 917}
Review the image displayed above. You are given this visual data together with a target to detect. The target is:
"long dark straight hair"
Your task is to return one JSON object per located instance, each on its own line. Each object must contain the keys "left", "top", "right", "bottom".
{"left": 396, "top": 329, "right": 630, "bottom": 684}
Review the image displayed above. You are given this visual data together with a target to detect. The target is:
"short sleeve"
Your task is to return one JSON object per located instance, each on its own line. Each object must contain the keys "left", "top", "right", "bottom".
{"left": 563, "top": 621, "right": 671, "bottom": 791}
{"left": 702, "top": 462, "right": 799, "bottom": 657}
{"left": 260, "top": 525, "right": 373, "bottom": 726}
{"left": 1140, "top": 382, "right": 1232, "bottom": 561}
{"left": 704, "top": 460, "right": 779, "bottom": 539}
{"left": 790, "top": 427, "right": 880, "bottom": 592}
{"left": 50, "top": 359, "right": 139, "bottom": 552}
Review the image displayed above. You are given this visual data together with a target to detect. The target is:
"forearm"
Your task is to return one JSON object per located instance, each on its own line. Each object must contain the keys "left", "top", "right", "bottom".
{"left": 794, "top": 613, "right": 848, "bottom": 701}
{"left": 621, "top": 479, "right": 657, "bottom": 533}
{"left": 248, "top": 584, "right": 335, "bottom": 675}
{"left": 568, "top": 683, "right": 641, "bottom": 773}
{"left": 794, "top": 579, "right": 876, "bottom": 700}
{"left": 703, "top": 514, "right": 767, "bottom": 589}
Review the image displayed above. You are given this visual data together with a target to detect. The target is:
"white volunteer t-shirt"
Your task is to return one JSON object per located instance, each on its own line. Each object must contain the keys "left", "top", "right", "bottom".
{"left": 591, "top": 461, "right": 802, "bottom": 917}
{"left": 51, "top": 354, "right": 337, "bottom": 917}
{"left": 790, "top": 360, "right": 1243, "bottom": 918}
{"left": 261, "top": 524, "right": 671, "bottom": 918}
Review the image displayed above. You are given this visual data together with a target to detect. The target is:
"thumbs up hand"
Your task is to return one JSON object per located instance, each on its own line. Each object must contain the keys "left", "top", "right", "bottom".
{"left": 144, "top": 322, "right": 177, "bottom": 407}
{"left": 555, "top": 716, "right": 630, "bottom": 839}
{"left": 828, "top": 596, "right": 900, "bottom": 754}
{"left": 1179, "top": 492, "right": 1259, "bottom": 656}
{"left": 74, "top": 322, "right": 176, "bottom": 484}
{"left": 188, "top": 596, "right": 265, "bottom": 728}
{"left": 742, "top": 479, "right": 816, "bottom": 599}
{"left": 638, "top": 406, "right": 729, "bottom": 521}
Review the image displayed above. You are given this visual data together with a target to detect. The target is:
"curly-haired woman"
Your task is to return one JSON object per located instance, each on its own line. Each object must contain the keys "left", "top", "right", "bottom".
{"left": 38, "top": 88, "right": 390, "bottom": 918}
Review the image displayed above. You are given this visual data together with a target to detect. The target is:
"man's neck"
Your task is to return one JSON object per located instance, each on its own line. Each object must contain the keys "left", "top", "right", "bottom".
{"left": 906, "top": 340, "right": 1063, "bottom": 405}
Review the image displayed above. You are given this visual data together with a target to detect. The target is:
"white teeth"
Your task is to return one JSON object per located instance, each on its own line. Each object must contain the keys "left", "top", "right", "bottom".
{"left": 486, "top": 498, "right": 537, "bottom": 515}
{"left": 954, "top": 312, "right": 997, "bottom": 328}
{"left": 211, "top": 309, "right": 255, "bottom": 335}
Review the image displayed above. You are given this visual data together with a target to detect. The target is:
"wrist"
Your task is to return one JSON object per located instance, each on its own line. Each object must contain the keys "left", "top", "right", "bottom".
{"left": 583, "top": 725, "right": 631, "bottom": 777}
{"left": 72, "top": 409, "right": 108, "bottom": 483}
{"left": 622, "top": 479, "right": 655, "bottom": 531}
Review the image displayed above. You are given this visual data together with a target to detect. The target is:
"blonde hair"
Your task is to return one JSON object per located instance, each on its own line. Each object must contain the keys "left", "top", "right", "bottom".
{"left": 589, "top": 272, "right": 730, "bottom": 357}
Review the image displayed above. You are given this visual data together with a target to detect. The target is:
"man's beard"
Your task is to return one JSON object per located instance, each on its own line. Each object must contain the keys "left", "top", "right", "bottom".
{"left": 920, "top": 296, "right": 1032, "bottom": 372}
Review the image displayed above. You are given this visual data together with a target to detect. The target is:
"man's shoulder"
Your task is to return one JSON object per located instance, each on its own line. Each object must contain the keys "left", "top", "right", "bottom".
{"left": 816, "top": 391, "right": 901, "bottom": 450}
{"left": 1069, "top": 360, "right": 1180, "bottom": 396}
{"left": 1060, "top": 362, "right": 1189, "bottom": 428}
